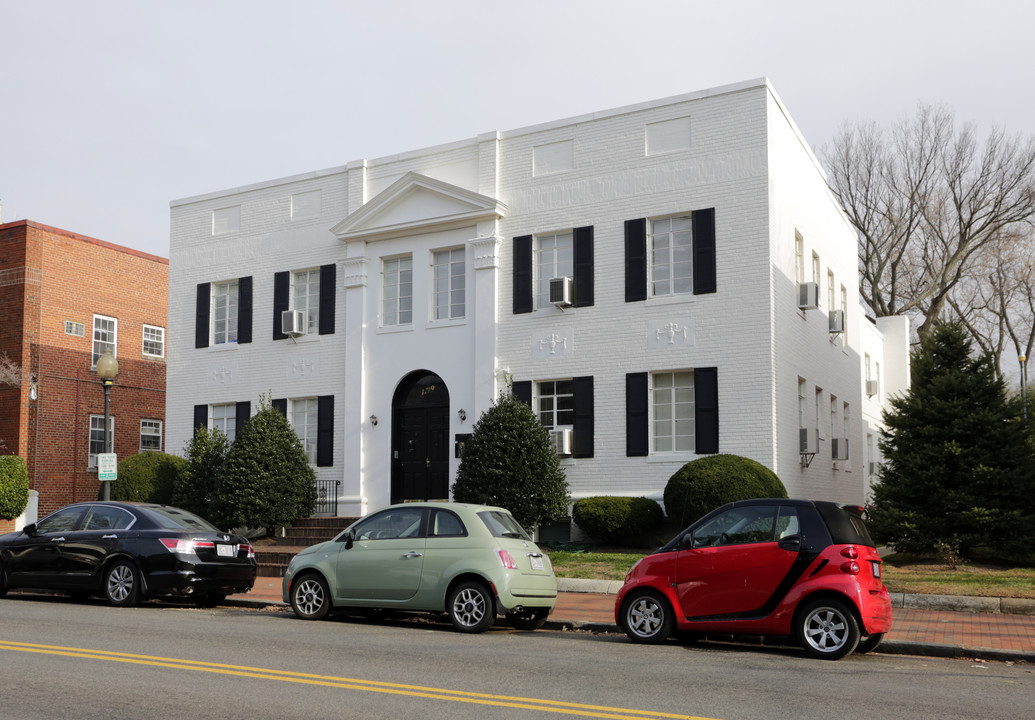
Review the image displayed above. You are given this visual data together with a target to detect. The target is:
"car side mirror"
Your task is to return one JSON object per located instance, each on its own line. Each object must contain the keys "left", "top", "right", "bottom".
{"left": 681, "top": 532, "right": 694, "bottom": 549}
{"left": 22, "top": 523, "right": 37, "bottom": 536}
{"left": 344, "top": 529, "right": 355, "bottom": 550}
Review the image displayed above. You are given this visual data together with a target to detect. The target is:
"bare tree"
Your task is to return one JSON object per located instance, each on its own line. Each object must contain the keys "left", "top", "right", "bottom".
{"left": 0, "top": 352, "right": 20, "bottom": 387}
{"left": 824, "top": 104, "right": 1035, "bottom": 339}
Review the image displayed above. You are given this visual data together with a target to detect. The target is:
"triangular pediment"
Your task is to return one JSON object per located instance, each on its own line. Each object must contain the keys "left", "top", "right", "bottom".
{"left": 332, "top": 172, "right": 506, "bottom": 243}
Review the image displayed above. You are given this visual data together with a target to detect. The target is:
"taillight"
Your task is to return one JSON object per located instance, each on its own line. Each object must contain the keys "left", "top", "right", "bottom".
{"left": 159, "top": 538, "right": 213, "bottom": 554}
{"left": 840, "top": 561, "right": 861, "bottom": 575}
{"left": 241, "top": 544, "right": 255, "bottom": 559}
{"left": 497, "top": 550, "right": 518, "bottom": 569}
{"left": 840, "top": 546, "right": 859, "bottom": 560}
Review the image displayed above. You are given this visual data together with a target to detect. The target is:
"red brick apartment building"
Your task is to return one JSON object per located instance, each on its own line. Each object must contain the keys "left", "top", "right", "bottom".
{"left": 0, "top": 220, "right": 167, "bottom": 525}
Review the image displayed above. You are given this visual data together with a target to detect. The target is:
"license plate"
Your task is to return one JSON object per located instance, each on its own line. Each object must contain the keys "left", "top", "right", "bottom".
{"left": 872, "top": 562, "right": 881, "bottom": 578}
{"left": 216, "top": 544, "right": 235, "bottom": 557}
{"left": 530, "top": 556, "right": 544, "bottom": 571}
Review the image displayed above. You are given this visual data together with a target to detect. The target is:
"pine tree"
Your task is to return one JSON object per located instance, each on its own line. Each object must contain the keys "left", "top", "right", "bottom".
{"left": 451, "top": 390, "right": 569, "bottom": 531}
{"left": 869, "top": 322, "right": 1035, "bottom": 561}
{"left": 217, "top": 396, "right": 317, "bottom": 535}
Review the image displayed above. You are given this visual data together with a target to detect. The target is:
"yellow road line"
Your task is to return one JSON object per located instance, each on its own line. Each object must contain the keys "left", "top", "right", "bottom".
{"left": 0, "top": 640, "right": 719, "bottom": 720}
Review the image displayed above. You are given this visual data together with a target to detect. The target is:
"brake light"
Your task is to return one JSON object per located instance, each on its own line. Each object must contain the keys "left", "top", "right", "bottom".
{"left": 159, "top": 538, "right": 213, "bottom": 554}
{"left": 840, "top": 561, "right": 861, "bottom": 575}
{"left": 497, "top": 550, "right": 518, "bottom": 569}
{"left": 840, "top": 546, "right": 859, "bottom": 560}
{"left": 241, "top": 544, "right": 255, "bottom": 559}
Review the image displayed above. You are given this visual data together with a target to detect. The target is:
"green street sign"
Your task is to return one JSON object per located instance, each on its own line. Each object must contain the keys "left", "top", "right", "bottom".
{"left": 97, "top": 453, "right": 118, "bottom": 481}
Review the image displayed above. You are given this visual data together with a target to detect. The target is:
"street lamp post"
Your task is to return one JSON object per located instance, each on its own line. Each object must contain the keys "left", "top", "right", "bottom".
{"left": 95, "top": 349, "right": 119, "bottom": 500}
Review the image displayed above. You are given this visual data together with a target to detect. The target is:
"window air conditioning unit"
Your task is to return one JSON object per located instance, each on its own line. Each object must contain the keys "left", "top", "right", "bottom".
{"left": 281, "top": 309, "right": 307, "bottom": 337}
{"left": 549, "top": 276, "right": 573, "bottom": 307}
{"left": 828, "top": 309, "right": 845, "bottom": 334}
{"left": 832, "top": 437, "right": 849, "bottom": 461}
{"left": 799, "top": 427, "right": 817, "bottom": 454}
{"left": 865, "top": 380, "right": 879, "bottom": 397}
{"left": 550, "top": 427, "right": 573, "bottom": 456}
{"left": 798, "top": 282, "right": 819, "bottom": 310}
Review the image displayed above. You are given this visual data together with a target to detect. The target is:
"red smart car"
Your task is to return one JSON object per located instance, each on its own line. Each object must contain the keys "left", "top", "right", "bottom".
{"left": 615, "top": 498, "right": 891, "bottom": 660}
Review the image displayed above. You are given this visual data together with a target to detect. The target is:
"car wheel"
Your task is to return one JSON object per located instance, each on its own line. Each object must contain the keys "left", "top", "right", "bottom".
{"left": 855, "top": 632, "right": 885, "bottom": 654}
{"left": 797, "top": 598, "right": 860, "bottom": 660}
{"left": 104, "top": 560, "right": 141, "bottom": 607}
{"left": 620, "top": 590, "right": 674, "bottom": 644}
{"left": 290, "top": 574, "right": 331, "bottom": 620}
{"left": 447, "top": 581, "right": 495, "bottom": 633}
{"left": 506, "top": 608, "right": 549, "bottom": 631}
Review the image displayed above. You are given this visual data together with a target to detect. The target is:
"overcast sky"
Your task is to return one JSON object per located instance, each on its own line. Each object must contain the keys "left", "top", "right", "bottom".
{"left": 2, "top": 0, "right": 1033, "bottom": 259}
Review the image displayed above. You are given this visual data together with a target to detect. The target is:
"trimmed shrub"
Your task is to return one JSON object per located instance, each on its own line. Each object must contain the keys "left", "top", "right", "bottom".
{"left": 663, "top": 454, "right": 786, "bottom": 527}
{"left": 110, "top": 452, "right": 186, "bottom": 504}
{"left": 0, "top": 455, "right": 30, "bottom": 520}
{"left": 173, "top": 426, "right": 229, "bottom": 523}
{"left": 572, "top": 496, "right": 663, "bottom": 543}
{"left": 452, "top": 390, "right": 569, "bottom": 531}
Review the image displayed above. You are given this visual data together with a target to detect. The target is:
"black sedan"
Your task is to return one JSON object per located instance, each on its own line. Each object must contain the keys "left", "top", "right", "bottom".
{"left": 0, "top": 502, "right": 256, "bottom": 607}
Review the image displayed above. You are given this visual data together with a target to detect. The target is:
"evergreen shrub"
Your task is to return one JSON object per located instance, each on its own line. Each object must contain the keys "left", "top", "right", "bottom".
{"left": 572, "top": 496, "right": 663, "bottom": 543}
{"left": 663, "top": 454, "right": 786, "bottom": 527}
{"left": 0, "top": 455, "right": 30, "bottom": 520}
{"left": 111, "top": 452, "right": 186, "bottom": 504}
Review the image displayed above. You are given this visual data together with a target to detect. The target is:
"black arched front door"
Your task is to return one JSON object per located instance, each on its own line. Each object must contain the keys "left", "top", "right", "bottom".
{"left": 391, "top": 371, "right": 450, "bottom": 503}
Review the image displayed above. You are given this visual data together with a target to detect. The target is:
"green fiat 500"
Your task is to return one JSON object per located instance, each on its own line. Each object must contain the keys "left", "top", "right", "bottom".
{"left": 282, "top": 503, "right": 557, "bottom": 633}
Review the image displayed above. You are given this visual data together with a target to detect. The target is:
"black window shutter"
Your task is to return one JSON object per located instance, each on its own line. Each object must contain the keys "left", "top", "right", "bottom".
{"left": 193, "top": 404, "right": 208, "bottom": 431}
{"left": 692, "top": 208, "right": 716, "bottom": 295}
{"left": 317, "top": 395, "right": 334, "bottom": 467}
{"left": 626, "top": 372, "right": 649, "bottom": 456}
{"left": 573, "top": 226, "right": 594, "bottom": 307}
{"left": 235, "top": 401, "right": 251, "bottom": 434}
{"left": 624, "top": 219, "right": 647, "bottom": 302}
{"left": 195, "top": 283, "right": 210, "bottom": 349}
{"left": 319, "top": 263, "right": 336, "bottom": 335}
{"left": 238, "top": 276, "right": 253, "bottom": 344}
{"left": 512, "top": 380, "right": 532, "bottom": 409}
{"left": 273, "top": 271, "right": 289, "bottom": 341}
{"left": 272, "top": 398, "right": 287, "bottom": 417}
{"left": 513, "top": 235, "right": 533, "bottom": 314}
{"left": 694, "top": 367, "right": 719, "bottom": 454}
{"left": 573, "top": 376, "right": 594, "bottom": 458}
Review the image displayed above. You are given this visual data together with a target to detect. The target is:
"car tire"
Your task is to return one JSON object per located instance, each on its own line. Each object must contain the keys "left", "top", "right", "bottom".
{"left": 506, "top": 608, "right": 549, "bottom": 631}
{"left": 796, "top": 598, "right": 860, "bottom": 660}
{"left": 290, "top": 574, "right": 331, "bottom": 620}
{"left": 855, "top": 632, "right": 885, "bottom": 654}
{"left": 447, "top": 581, "right": 495, "bottom": 633}
{"left": 104, "top": 560, "right": 141, "bottom": 607}
{"left": 620, "top": 590, "right": 674, "bottom": 644}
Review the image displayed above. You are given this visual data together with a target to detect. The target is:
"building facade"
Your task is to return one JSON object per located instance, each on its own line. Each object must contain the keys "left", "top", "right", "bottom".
{"left": 167, "top": 78, "right": 907, "bottom": 523}
{"left": 0, "top": 220, "right": 168, "bottom": 523}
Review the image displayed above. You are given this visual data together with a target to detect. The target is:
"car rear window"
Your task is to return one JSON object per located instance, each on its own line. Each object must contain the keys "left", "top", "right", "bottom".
{"left": 477, "top": 511, "right": 531, "bottom": 540}
{"left": 143, "top": 506, "right": 220, "bottom": 532}
{"left": 815, "top": 503, "right": 875, "bottom": 547}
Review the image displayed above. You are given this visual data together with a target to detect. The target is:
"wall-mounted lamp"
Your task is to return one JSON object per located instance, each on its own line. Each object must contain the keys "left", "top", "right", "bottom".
{"left": 369, "top": 415, "right": 378, "bottom": 426}
{"left": 458, "top": 408, "right": 467, "bottom": 423}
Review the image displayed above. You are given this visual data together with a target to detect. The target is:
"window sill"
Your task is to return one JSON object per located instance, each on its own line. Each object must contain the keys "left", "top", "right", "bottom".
{"left": 646, "top": 452, "right": 697, "bottom": 464}
{"left": 376, "top": 324, "right": 414, "bottom": 335}
{"left": 208, "top": 342, "right": 239, "bottom": 353}
{"left": 646, "top": 293, "right": 695, "bottom": 308}
{"left": 426, "top": 317, "right": 466, "bottom": 330}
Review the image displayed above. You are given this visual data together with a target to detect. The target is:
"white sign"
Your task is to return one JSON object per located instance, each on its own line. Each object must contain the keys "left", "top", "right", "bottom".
{"left": 97, "top": 453, "right": 118, "bottom": 481}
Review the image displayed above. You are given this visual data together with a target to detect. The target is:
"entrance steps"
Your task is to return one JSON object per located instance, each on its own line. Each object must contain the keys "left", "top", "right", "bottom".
{"left": 254, "top": 516, "right": 357, "bottom": 578}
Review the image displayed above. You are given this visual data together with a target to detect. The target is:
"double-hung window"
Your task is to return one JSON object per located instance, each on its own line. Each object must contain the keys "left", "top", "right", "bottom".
{"left": 140, "top": 420, "right": 162, "bottom": 452}
{"left": 651, "top": 216, "right": 692, "bottom": 296}
{"left": 382, "top": 256, "right": 413, "bottom": 326}
{"left": 537, "top": 380, "right": 574, "bottom": 429}
{"left": 652, "top": 371, "right": 694, "bottom": 452}
{"left": 213, "top": 280, "right": 239, "bottom": 344}
{"left": 536, "top": 232, "right": 573, "bottom": 308}
{"left": 432, "top": 248, "right": 465, "bottom": 320}
{"left": 92, "top": 315, "right": 117, "bottom": 366}
{"left": 142, "top": 325, "right": 165, "bottom": 358}
{"left": 291, "top": 398, "right": 319, "bottom": 464}
{"left": 89, "top": 414, "right": 114, "bottom": 468}
{"left": 293, "top": 269, "right": 321, "bottom": 334}
{"left": 211, "top": 403, "right": 237, "bottom": 442}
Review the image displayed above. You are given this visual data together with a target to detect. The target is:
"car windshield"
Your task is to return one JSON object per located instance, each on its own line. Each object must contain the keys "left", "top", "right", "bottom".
{"left": 477, "top": 510, "right": 530, "bottom": 540}
{"left": 143, "top": 506, "right": 220, "bottom": 532}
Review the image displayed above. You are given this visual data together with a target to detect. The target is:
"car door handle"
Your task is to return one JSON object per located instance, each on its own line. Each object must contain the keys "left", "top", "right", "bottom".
{"left": 102, "top": 534, "right": 118, "bottom": 539}
{"left": 402, "top": 552, "right": 423, "bottom": 559}
{"left": 51, "top": 537, "right": 65, "bottom": 542}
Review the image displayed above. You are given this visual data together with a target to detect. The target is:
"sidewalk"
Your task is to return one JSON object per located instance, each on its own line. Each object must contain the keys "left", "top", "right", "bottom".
{"left": 234, "top": 577, "right": 1035, "bottom": 662}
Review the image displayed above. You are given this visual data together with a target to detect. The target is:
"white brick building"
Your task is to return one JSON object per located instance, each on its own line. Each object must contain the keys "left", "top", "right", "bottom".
{"left": 167, "top": 78, "right": 908, "bottom": 523}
